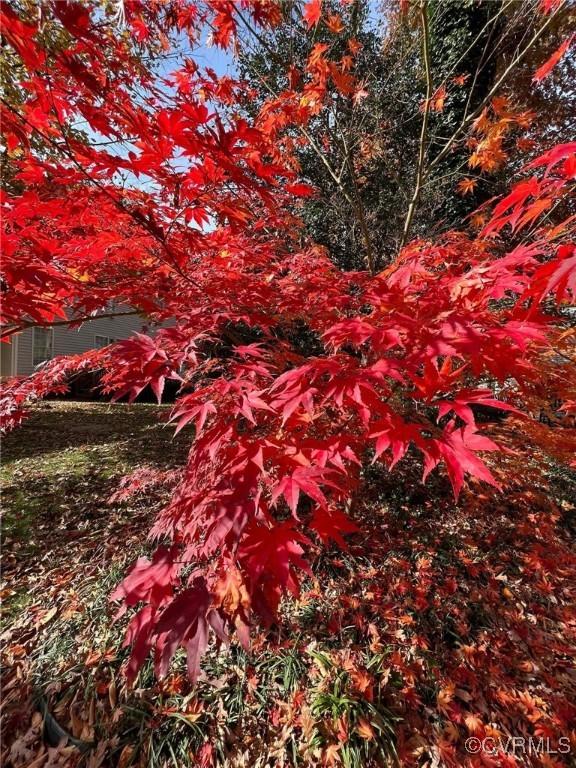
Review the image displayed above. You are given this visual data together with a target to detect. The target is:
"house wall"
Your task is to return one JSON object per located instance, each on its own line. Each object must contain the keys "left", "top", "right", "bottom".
{"left": 1, "top": 338, "right": 15, "bottom": 377}
{"left": 15, "top": 312, "right": 147, "bottom": 377}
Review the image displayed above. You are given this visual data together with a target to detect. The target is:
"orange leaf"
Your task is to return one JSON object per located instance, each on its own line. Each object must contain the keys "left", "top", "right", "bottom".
{"left": 330, "top": 63, "right": 356, "bottom": 96}
{"left": 308, "top": 42, "right": 330, "bottom": 68}
{"left": 457, "top": 178, "right": 477, "bottom": 196}
{"left": 472, "top": 107, "right": 492, "bottom": 135}
{"left": 323, "top": 743, "right": 341, "bottom": 766}
{"left": 336, "top": 714, "right": 348, "bottom": 742}
{"left": 348, "top": 38, "right": 362, "bottom": 55}
{"left": 325, "top": 13, "right": 344, "bottom": 34}
{"left": 464, "top": 713, "right": 484, "bottom": 734}
{"left": 214, "top": 564, "right": 250, "bottom": 616}
{"left": 431, "top": 85, "right": 447, "bottom": 112}
{"left": 356, "top": 717, "right": 375, "bottom": 741}
{"left": 350, "top": 668, "right": 373, "bottom": 696}
{"left": 118, "top": 746, "right": 135, "bottom": 768}
{"left": 437, "top": 682, "right": 456, "bottom": 712}
{"left": 453, "top": 73, "right": 470, "bottom": 86}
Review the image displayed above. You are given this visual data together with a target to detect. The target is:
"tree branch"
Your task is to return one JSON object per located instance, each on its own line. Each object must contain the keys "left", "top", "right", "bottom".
{"left": 1, "top": 310, "right": 142, "bottom": 340}
{"left": 428, "top": 6, "right": 561, "bottom": 173}
{"left": 233, "top": 5, "right": 378, "bottom": 269}
{"left": 399, "top": 0, "right": 432, "bottom": 250}
{"left": 1, "top": 96, "right": 204, "bottom": 292}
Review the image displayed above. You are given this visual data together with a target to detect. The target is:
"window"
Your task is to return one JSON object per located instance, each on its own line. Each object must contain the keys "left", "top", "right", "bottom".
{"left": 33, "top": 328, "right": 54, "bottom": 367}
{"left": 95, "top": 335, "right": 115, "bottom": 348}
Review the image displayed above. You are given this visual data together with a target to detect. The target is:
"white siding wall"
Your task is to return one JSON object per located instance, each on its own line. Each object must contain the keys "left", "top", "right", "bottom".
{"left": 1, "top": 340, "right": 14, "bottom": 377}
{"left": 16, "top": 312, "right": 147, "bottom": 377}
{"left": 16, "top": 329, "right": 33, "bottom": 377}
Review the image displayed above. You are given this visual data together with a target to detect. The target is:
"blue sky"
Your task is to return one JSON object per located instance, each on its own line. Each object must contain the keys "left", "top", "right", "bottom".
{"left": 79, "top": 4, "right": 385, "bottom": 198}
{"left": 155, "top": 1, "right": 384, "bottom": 82}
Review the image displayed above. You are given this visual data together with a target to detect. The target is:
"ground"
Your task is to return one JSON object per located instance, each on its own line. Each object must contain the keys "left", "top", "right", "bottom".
{"left": 1, "top": 402, "right": 576, "bottom": 768}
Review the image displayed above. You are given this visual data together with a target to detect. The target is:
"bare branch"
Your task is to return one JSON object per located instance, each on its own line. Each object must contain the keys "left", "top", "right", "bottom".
{"left": 399, "top": 0, "right": 432, "bottom": 250}
{"left": 428, "top": 6, "right": 561, "bottom": 173}
{"left": 1, "top": 310, "right": 143, "bottom": 340}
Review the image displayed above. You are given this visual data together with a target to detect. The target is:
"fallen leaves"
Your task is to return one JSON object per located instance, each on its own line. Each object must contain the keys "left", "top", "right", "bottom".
{"left": 2, "top": 404, "right": 576, "bottom": 768}
{"left": 457, "top": 177, "right": 478, "bottom": 196}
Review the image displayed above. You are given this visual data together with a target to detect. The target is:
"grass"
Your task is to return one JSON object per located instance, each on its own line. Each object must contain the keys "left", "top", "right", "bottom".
{"left": 2, "top": 406, "right": 174, "bottom": 629}
{"left": 2, "top": 402, "right": 576, "bottom": 768}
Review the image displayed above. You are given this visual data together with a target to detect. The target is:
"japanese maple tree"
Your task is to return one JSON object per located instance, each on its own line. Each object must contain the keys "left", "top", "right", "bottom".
{"left": 1, "top": 0, "right": 574, "bottom": 686}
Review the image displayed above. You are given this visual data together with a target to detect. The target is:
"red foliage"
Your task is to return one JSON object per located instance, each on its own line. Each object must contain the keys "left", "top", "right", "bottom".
{"left": 1, "top": 1, "right": 574, "bottom": 692}
{"left": 532, "top": 33, "right": 574, "bottom": 82}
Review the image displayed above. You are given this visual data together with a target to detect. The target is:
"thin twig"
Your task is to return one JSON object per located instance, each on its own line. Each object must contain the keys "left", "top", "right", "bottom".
{"left": 399, "top": 0, "right": 432, "bottom": 250}
{"left": 428, "top": 6, "right": 561, "bottom": 173}
{"left": 1, "top": 96, "right": 204, "bottom": 292}
{"left": 231, "top": 4, "right": 382, "bottom": 267}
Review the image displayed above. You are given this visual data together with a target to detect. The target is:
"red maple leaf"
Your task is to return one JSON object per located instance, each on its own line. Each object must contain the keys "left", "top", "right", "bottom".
{"left": 303, "top": 0, "right": 322, "bottom": 29}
